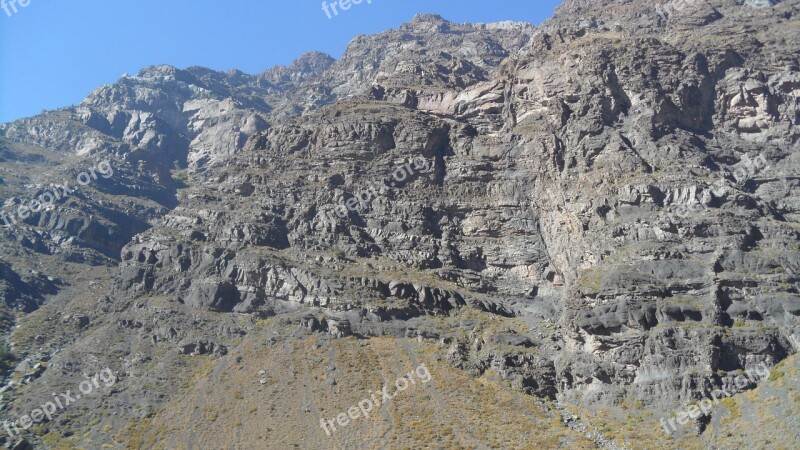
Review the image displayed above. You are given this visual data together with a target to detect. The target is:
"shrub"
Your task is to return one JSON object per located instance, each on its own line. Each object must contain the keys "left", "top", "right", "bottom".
{"left": 172, "top": 170, "right": 189, "bottom": 186}
{"left": 0, "top": 342, "right": 13, "bottom": 371}
{"left": 333, "top": 248, "right": 346, "bottom": 259}
{"left": 768, "top": 368, "right": 785, "bottom": 381}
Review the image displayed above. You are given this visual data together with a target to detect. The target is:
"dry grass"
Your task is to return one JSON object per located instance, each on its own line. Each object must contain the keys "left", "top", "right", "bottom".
{"left": 112, "top": 327, "right": 595, "bottom": 449}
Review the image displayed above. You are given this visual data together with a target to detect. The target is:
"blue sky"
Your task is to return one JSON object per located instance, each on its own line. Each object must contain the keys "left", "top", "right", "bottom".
{"left": 0, "top": 0, "right": 562, "bottom": 123}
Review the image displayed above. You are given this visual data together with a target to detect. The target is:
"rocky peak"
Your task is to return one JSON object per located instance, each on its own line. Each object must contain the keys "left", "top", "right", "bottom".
{"left": 260, "top": 51, "right": 336, "bottom": 85}
{"left": 288, "top": 51, "right": 336, "bottom": 74}
{"left": 409, "top": 13, "right": 448, "bottom": 24}
{"left": 135, "top": 64, "right": 196, "bottom": 83}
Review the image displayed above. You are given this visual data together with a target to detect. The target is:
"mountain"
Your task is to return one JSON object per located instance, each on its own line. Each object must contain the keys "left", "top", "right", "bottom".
{"left": 0, "top": 1, "right": 798, "bottom": 448}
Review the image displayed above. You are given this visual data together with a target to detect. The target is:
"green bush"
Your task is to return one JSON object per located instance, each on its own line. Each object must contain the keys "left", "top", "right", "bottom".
{"left": 0, "top": 342, "right": 13, "bottom": 371}
{"left": 172, "top": 170, "right": 189, "bottom": 186}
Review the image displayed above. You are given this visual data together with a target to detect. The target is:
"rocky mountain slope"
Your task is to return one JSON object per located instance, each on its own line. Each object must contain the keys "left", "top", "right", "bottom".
{"left": 0, "top": 0, "right": 799, "bottom": 448}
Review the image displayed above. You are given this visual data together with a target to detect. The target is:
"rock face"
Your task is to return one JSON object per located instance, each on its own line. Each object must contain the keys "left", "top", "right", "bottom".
{"left": 110, "top": 3, "right": 800, "bottom": 408}
{"left": 0, "top": 1, "right": 799, "bottom": 446}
